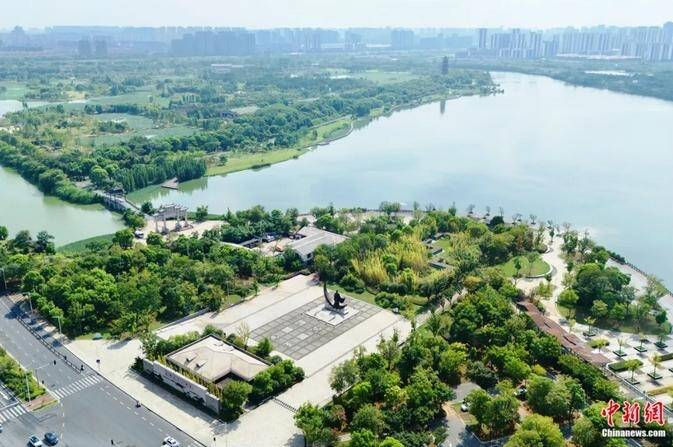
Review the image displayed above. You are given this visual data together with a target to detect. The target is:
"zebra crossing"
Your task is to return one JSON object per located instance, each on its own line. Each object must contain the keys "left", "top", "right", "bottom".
{"left": 52, "top": 374, "right": 102, "bottom": 400}
{"left": 0, "top": 403, "right": 27, "bottom": 423}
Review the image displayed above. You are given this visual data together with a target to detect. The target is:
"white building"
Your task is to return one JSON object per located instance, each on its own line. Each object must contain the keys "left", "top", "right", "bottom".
{"left": 286, "top": 226, "right": 348, "bottom": 262}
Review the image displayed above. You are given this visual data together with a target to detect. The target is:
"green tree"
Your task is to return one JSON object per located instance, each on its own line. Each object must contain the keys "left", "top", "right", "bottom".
{"left": 437, "top": 343, "right": 468, "bottom": 384}
{"left": 351, "top": 404, "right": 385, "bottom": 436}
{"left": 330, "top": 358, "right": 360, "bottom": 394}
{"left": 590, "top": 300, "right": 608, "bottom": 319}
{"left": 379, "top": 438, "right": 404, "bottom": 447}
{"left": 195, "top": 205, "right": 209, "bottom": 222}
{"left": 349, "top": 430, "right": 377, "bottom": 447}
{"left": 21, "top": 270, "right": 45, "bottom": 293}
{"left": 112, "top": 229, "right": 134, "bottom": 249}
{"left": 558, "top": 289, "right": 579, "bottom": 318}
{"left": 294, "top": 403, "right": 335, "bottom": 447}
{"left": 503, "top": 356, "right": 531, "bottom": 384}
{"left": 89, "top": 165, "right": 110, "bottom": 188}
{"left": 253, "top": 337, "right": 273, "bottom": 358}
{"left": 140, "top": 201, "right": 155, "bottom": 215}
{"left": 0, "top": 225, "right": 8, "bottom": 240}
{"left": 506, "top": 414, "right": 564, "bottom": 447}
{"left": 377, "top": 331, "right": 400, "bottom": 371}
{"left": 220, "top": 380, "right": 252, "bottom": 420}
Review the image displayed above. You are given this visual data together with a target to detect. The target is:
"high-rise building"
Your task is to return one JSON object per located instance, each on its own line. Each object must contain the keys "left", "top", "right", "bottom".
{"left": 390, "top": 29, "right": 414, "bottom": 49}
{"left": 441, "top": 56, "right": 449, "bottom": 75}
{"left": 94, "top": 39, "right": 108, "bottom": 57}
{"left": 664, "top": 22, "right": 673, "bottom": 44}
{"left": 78, "top": 38, "right": 92, "bottom": 57}
{"left": 477, "top": 28, "right": 488, "bottom": 49}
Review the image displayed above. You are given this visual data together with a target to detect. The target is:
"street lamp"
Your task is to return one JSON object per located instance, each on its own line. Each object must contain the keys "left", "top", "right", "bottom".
{"left": 24, "top": 371, "right": 31, "bottom": 401}
{"left": 55, "top": 315, "right": 63, "bottom": 334}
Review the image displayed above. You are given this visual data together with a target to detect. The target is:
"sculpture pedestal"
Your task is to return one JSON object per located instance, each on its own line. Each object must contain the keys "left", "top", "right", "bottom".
{"left": 305, "top": 304, "right": 359, "bottom": 326}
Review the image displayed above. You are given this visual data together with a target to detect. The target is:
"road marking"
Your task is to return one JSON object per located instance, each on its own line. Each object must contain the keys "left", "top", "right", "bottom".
{"left": 0, "top": 403, "right": 27, "bottom": 423}
{"left": 51, "top": 375, "right": 102, "bottom": 399}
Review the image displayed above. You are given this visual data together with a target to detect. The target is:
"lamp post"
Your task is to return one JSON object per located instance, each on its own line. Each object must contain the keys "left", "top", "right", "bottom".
{"left": 24, "top": 371, "right": 31, "bottom": 401}
{"left": 55, "top": 315, "right": 63, "bottom": 334}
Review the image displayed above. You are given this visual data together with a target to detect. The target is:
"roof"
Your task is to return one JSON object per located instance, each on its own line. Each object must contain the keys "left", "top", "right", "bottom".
{"left": 287, "top": 226, "right": 348, "bottom": 257}
{"left": 517, "top": 301, "right": 611, "bottom": 367}
{"left": 167, "top": 335, "right": 269, "bottom": 383}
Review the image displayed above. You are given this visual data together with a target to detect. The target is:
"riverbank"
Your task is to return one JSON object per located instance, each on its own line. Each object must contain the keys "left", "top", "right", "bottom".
{"left": 202, "top": 92, "right": 466, "bottom": 179}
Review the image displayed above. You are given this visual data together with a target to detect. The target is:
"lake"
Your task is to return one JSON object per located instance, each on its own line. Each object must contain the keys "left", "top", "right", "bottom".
{"left": 0, "top": 164, "right": 123, "bottom": 245}
{"left": 0, "top": 100, "right": 124, "bottom": 245}
{"left": 128, "top": 72, "right": 673, "bottom": 284}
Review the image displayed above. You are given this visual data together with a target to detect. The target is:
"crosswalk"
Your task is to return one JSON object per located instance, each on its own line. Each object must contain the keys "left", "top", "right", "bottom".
{"left": 52, "top": 374, "right": 102, "bottom": 399}
{"left": 0, "top": 403, "right": 27, "bottom": 423}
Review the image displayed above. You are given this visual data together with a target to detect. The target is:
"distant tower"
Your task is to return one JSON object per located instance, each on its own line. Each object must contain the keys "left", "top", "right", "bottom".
{"left": 94, "top": 40, "right": 108, "bottom": 58}
{"left": 477, "top": 28, "right": 488, "bottom": 49}
{"left": 78, "top": 38, "right": 92, "bottom": 57}
{"left": 441, "top": 56, "right": 449, "bottom": 75}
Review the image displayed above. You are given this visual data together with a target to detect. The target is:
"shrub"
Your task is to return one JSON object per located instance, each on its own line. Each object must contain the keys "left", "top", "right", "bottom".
{"left": 608, "top": 359, "right": 642, "bottom": 372}
{"left": 341, "top": 273, "right": 366, "bottom": 293}
{"left": 252, "top": 337, "right": 273, "bottom": 359}
{"left": 379, "top": 281, "right": 409, "bottom": 295}
{"left": 249, "top": 360, "right": 304, "bottom": 404}
{"left": 374, "top": 292, "right": 408, "bottom": 310}
{"left": 654, "top": 352, "right": 673, "bottom": 362}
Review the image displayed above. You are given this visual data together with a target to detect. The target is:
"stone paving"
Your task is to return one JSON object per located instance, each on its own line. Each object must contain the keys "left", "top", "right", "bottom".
{"left": 67, "top": 275, "right": 413, "bottom": 446}
{"left": 250, "top": 297, "right": 379, "bottom": 360}
{"left": 520, "top": 232, "right": 673, "bottom": 414}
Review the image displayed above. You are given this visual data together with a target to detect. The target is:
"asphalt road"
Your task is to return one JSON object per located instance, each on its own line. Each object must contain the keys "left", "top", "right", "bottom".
{"left": 0, "top": 295, "right": 203, "bottom": 447}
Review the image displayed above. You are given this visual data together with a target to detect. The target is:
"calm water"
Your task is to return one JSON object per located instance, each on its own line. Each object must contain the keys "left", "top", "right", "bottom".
{"left": 1, "top": 100, "right": 124, "bottom": 245}
{"left": 0, "top": 100, "right": 25, "bottom": 116}
{"left": 129, "top": 72, "right": 673, "bottom": 284}
{"left": 0, "top": 166, "right": 123, "bottom": 245}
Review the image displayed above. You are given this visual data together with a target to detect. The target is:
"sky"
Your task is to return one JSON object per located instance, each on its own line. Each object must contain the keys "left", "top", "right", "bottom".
{"left": 3, "top": 0, "right": 673, "bottom": 30}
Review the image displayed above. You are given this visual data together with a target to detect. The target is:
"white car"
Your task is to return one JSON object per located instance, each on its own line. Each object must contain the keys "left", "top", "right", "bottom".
{"left": 163, "top": 436, "right": 180, "bottom": 447}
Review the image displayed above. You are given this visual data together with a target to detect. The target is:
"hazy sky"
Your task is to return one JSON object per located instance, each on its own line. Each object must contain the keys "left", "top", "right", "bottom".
{"left": 4, "top": 0, "right": 673, "bottom": 30}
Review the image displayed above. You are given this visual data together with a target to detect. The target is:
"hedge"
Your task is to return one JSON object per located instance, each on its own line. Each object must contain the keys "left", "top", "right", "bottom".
{"left": 608, "top": 359, "right": 643, "bottom": 372}
{"left": 648, "top": 385, "right": 673, "bottom": 396}
{"left": 655, "top": 352, "right": 673, "bottom": 362}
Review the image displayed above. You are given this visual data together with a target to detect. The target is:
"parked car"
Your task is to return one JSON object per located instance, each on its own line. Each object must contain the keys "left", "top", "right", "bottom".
{"left": 44, "top": 432, "right": 59, "bottom": 445}
{"left": 163, "top": 436, "right": 180, "bottom": 447}
{"left": 28, "top": 435, "right": 43, "bottom": 447}
{"left": 514, "top": 386, "right": 527, "bottom": 398}
{"left": 460, "top": 399, "right": 471, "bottom": 412}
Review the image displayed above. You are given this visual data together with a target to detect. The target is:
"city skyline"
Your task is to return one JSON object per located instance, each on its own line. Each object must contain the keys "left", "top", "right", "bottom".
{"left": 3, "top": 0, "right": 673, "bottom": 30}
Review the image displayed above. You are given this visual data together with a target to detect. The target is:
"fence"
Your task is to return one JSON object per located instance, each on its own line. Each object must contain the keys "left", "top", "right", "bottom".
{"left": 7, "top": 297, "right": 81, "bottom": 373}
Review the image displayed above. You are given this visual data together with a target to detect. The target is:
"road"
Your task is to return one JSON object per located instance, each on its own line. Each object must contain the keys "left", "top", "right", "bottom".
{"left": 0, "top": 295, "right": 202, "bottom": 447}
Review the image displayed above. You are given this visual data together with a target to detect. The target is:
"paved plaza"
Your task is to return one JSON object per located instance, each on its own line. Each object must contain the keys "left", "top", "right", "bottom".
{"left": 251, "top": 297, "right": 379, "bottom": 360}
{"left": 67, "top": 275, "right": 413, "bottom": 446}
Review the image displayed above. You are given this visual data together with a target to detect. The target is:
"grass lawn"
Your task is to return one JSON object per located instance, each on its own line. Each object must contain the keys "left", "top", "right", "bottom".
{"left": 0, "top": 81, "right": 31, "bottom": 100}
{"left": 557, "top": 303, "right": 661, "bottom": 335}
{"left": 354, "top": 70, "right": 421, "bottom": 84}
{"left": 231, "top": 105, "right": 259, "bottom": 115}
{"left": 57, "top": 233, "right": 115, "bottom": 254}
{"left": 94, "top": 113, "right": 155, "bottom": 129}
{"left": 206, "top": 148, "right": 309, "bottom": 176}
{"left": 327, "top": 282, "right": 377, "bottom": 306}
{"left": 498, "top": 256, "right": 551, "bottom": 277}
{"left": 87, "top": 89, "right": 168, "bottom": 107}
{"left": 328, "top": 282, "right": 428, "bottom": 316}
{"left": 86, "top": 124, "right": 196, "bottom": 146}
